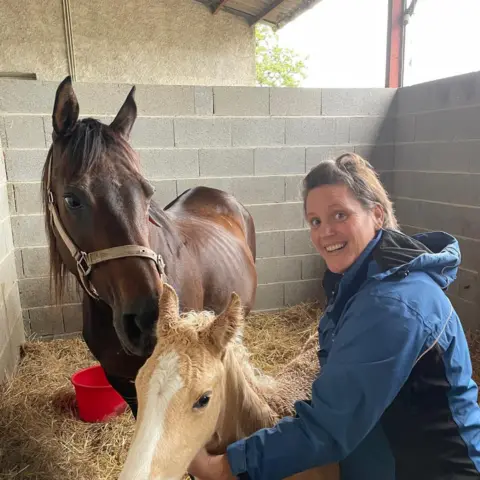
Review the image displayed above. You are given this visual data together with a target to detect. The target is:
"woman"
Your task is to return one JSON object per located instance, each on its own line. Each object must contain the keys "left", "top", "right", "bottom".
{"left": 188, "top": 153, "right": 480, "bottom": 480}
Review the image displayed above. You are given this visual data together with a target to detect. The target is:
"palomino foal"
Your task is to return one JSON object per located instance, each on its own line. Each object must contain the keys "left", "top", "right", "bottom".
{"left": 119, "top": 284, "right": 339, "bottom": 480}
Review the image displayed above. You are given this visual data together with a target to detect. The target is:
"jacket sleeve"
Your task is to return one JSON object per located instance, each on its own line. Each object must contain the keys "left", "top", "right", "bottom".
{"left": 226, "top": 294, "right": 431, "bottom": 480}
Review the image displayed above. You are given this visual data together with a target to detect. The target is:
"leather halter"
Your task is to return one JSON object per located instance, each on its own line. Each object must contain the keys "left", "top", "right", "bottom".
{"left": 45, "top": 153, "right": 166, "bottom": 301}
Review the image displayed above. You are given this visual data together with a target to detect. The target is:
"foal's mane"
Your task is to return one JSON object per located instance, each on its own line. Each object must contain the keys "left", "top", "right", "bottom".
{"left": 40, "top": 117, "right": 163, "bottom": 302}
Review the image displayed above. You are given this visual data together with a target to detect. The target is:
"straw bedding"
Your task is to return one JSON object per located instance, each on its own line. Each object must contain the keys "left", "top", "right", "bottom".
{"left": 0, "top": 302, "right": 320, "bottom": 479}
{"left": 2, "top": 303, "right": 480, "bottom": 479}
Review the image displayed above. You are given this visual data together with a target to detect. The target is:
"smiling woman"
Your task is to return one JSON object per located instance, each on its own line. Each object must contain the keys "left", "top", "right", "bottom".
{"left": 187, "top": 152, "right": 480, "bottom": 480}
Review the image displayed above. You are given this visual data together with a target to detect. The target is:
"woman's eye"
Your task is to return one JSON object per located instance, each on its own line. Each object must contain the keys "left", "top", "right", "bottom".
{"left": 335, "top": 212, "right": 346, "bottom": 221}
{"left": 193, "top": 392, "right": 212, "bottom": 410}
{"left": 310, "top": 218, "right": 320, "bottom": 227}
{"left": 64, "top": 194, "right": 82, "bottom": 210}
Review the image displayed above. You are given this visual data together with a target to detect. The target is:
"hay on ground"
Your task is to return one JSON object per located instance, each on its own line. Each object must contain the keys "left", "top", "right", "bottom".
{"left": 0, "top": 302, "right": 321, "bottom": 480}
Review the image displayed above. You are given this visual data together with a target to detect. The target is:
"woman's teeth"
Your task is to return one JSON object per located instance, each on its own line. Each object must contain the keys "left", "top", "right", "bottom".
{"left": 325, "top": 243, "right": 346, "bottom": 252}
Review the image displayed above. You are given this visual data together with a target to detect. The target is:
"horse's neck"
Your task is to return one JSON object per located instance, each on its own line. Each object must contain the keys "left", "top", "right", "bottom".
{"left": 208, "top": 344, "right": 278, "bottom": 454}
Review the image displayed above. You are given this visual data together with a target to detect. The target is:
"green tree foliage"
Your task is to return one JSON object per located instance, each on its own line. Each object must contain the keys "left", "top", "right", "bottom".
{"left": 255, "top": 24, "right": 309, "bottom": 87}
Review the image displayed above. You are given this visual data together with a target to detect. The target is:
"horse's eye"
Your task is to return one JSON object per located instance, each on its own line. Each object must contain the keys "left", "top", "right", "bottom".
{"left": 64, "top": 194, "right": 82, "bottom": 210}
{"left": 193, "top": 392, "right": 211, "bottom": 410}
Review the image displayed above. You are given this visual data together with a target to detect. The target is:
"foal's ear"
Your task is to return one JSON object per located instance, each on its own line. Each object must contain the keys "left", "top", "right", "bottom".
{"left": 207, "top": 292, "right": 244, "bottom": 353}
{"left": 52, "top": 76, "right": 79, "bottom": 136}
{"left": 157, "top": 283, "right": 179, "bottom": 336}
{"left": 110, "top": 86, "right": 137, "bottom": 140}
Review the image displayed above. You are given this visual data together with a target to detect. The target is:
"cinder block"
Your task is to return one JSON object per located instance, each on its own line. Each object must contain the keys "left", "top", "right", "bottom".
{"left": 134, "top": 85, "right": 195, "bottom": 116}
{"left": 285, "top": 175, "right": 304, "bottom": 202}
{"left": 416, "top": 106, "right": 480, "bottom": 142}
{"left": 254, "top": 147, "right": 305, "bottom": 175}
{"left": 130, "top": 118, "right": 174, "bottom": 148}
{"left": 284, "top": 278, "right": 324, "bottom": 306}
{"left": 0, "top": 305, "right": 9, "bottom": 356}
{"left": 28, "top": 305, "right": 64, "bottom": 335}
{"left": 380, "top": 171, "right": 394, "bottom": 195}
{"left": 5, "top": 149, "right": 48, "bottom": 182}
{"left": 0, "top": 79, "right": 58, "bottom": 114}
{"left": 286, "top": 117, "right": 350, "bottom": 146}
{"left": 256, "top": 231, "right": 285, "bottom": 258}
{"left": 177, "top": 176, "right": 285, "bottom": 204}
{"left": 0, "top": 117, "right": 6, "bottom": 157}
{"left": 14, "top": 249, "right": 23, "bottom": 279}
{"left": 11, "top": 215, "right": 47, "bottom": 248}
{"left": 285, "top": 229, "right": 316, "bottom": 256}
{"left": 353, "top": 145, "right": 395, "bottom": 171}
{"left": 19, "top": 247, "right": 50, "bottom": 277}
{"left": 456, "top": 236, "right": 480, "bottom": 273}
{"left": 18, "top": 276, "right": 81, "bottom": 309}
{"left": 0, "top": 252, "right": 17, "bottom": 296}
{"left": 195, "top": 87, "right": 213, "bottom": 115}
{"left": 10, "top": 183, "right": 42, "bottom": 214}
{"left": 174, "top": 118, "right": 231, "bottom": 147}
{"left": 213, "top": 87, "right": 269, "bottom": 116}
{"left": 322, "top": 88, "right": 397, "bottom": 116}
{"left": 0, "top": 337, "right": 16, "bottom": 384}
{"left": 256, "top": 256, "right": 302, "bottom": 284}
{"left": 139, "top": 148, "right": 199, "bottom": 179}
{"left": 232, "top": 118, "right": 285, "bottom": 147}
{"left": 302, "top": 254, "right": 326, "bottom": 279}
{"left": 9, "top": 316, "right": 25, "bottom": 365}
{"left": 248, "top": 203, "right": 304, "bottom": 231}
{"left": 394, "top": 115, "right": 416, "bottom": 143}
{"left": 253, "top": 283, "right": 284, "bottom": 311}
{"left": 306, "top": 145, "right": 352, "bottom": 171}
{"left": 4, "top": 116, "right": 46, "bottom": 148}
{"left": 0, "top": 184, "right": 9, "bottom": 221}
{"left": 5, "top": 286, "right": 22, "bottom": 333}
{"left": 349, "top": 117, "right": 394, "bottom": 144}
{"left": 63, "top": 304, "right": 82, "bottom": 333}
{"left": 456, "top": 269, "right": 479, "bottom": 303}
{"left": 0, "top": 218, "right": 14, "bottom": 262}
{"left": 270, "top": 88, "right": 322, "bottom": 116}
{"left": 150, "top": 180, "right": 178, "bottom": 208}
{"left": 199, "top": 148, "right": 254, "bottom": 177}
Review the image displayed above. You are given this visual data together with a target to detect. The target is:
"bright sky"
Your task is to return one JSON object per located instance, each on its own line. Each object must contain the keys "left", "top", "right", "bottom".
{"left": 276, "top": 0, "right": 480, "bottom": 88}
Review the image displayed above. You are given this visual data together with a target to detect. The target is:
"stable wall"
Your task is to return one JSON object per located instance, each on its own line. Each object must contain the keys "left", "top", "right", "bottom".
{"left": 0, "top": 122, "right": 24, "bottom": 382}
{"left": 0, "top": 0, "right": 255, "bottom": 86}
{"left": 393, "top": 70, "right": 480, "bottom": 330}
{"left": 0, "top": 78, "right": 396, "bottom": 339}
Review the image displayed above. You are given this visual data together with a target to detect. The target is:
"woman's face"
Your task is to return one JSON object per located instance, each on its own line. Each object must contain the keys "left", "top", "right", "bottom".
{"left": 305, "top": 184, "right": 384, "bottom": 274}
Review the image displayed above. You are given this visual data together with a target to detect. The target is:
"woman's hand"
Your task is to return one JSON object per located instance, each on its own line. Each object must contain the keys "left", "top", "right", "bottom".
{"left": 188, "top": 447, "right": 235, "bottom": 480}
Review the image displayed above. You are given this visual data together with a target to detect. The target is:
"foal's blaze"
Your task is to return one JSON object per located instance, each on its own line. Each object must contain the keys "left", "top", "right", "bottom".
{"left": 120, "top": 283, "right": 241, "bottom": 480}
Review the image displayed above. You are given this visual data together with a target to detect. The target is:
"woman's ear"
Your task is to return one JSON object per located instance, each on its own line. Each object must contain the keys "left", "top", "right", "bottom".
{"left": 373, "top": 203, "right": 384, "bottom": 230}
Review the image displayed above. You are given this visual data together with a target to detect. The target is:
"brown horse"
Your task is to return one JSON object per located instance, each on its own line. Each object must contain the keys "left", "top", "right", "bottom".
{"left": 119, "top": 283, "right": 339, "bottom": 480}
{"left": 41, "top": 76, "right": 257, "bottom": 417}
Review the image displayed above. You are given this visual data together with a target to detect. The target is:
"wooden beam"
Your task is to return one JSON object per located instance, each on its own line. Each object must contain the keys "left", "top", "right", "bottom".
{"left": 385, "top": 0, "right": 405, "bottom": 87}
{"left": 213, "top": 0, "right": 229, "bottom": 14}
{"left": 248, "top": 0, "right": 287, "bottom": 26}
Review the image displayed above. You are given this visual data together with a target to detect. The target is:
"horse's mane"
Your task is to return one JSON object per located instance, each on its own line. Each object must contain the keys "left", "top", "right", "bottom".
{"left": 40, "top": 118, "right": 143, "bottom": 302}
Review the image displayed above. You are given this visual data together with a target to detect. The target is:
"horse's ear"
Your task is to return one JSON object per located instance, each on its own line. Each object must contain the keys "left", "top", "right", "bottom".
{"left": 52, "top": 76, "right": 79, "bottom": 136}
{"left": 157, "top": 283, "right": 179, "bottom": 336}
{"left": 207, "top": 292, "right": 244, "bottom": 353}
{"left": 110, "top": 86, "right": 137, "bottom": 140}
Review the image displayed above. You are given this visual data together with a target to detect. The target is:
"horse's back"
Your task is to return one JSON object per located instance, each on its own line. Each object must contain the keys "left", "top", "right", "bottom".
{"left": 164, "top": 186, "right": 256, "bottom": 261}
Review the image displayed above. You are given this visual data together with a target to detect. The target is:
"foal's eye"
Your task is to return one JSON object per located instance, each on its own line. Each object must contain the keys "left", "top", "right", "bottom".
{"left": 64, "top": 194, "right": 82, "bottom": 210}
{"left": 193, "top": 392, "right": 212, "bottom": 410}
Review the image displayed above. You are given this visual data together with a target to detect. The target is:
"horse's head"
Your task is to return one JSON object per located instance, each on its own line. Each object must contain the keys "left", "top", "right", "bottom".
{"left": 119, "top": 283, "right": 244, "bottom": 480}
{"left": 42, "top": 76, "right": 163, "bottom": 357}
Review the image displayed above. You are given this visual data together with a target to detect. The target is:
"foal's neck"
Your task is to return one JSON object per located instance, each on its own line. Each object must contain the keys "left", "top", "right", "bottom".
{"left": 208, "top": 344, "right": 278, "bottom": 454}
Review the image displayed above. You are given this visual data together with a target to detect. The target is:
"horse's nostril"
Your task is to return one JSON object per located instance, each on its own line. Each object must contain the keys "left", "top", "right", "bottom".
{"left": 123, "top": 314, "right": 143, "bottom": 340}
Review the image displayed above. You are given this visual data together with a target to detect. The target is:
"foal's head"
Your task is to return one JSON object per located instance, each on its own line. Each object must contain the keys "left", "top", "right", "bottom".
{"left": 119, "top": 283, "right": 244, "bottom": 480}
{"left": 42, "top": 76, "right": 162, "bottom": 356}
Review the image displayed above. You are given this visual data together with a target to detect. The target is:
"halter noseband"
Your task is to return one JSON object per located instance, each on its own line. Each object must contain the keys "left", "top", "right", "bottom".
{"left": 45, "top": 152, "right": 166, "bottom": 301}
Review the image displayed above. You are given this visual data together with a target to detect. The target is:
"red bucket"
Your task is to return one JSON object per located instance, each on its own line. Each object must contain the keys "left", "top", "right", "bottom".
{"left": 71, "top": 365, "right": 127, "bottom": 422}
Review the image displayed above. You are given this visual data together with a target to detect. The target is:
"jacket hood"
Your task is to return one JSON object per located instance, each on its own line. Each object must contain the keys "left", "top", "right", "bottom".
{"left": 372, "top": 229, "right": 461, "bottom": 290}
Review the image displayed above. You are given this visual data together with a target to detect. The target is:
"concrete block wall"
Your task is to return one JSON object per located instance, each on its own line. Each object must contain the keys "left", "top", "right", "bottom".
{"left": 0, "top": 79, "right": 397, "bottom": 339}
{"left": 392, "top": 70, "right": 480, "bottom": 330}
{"left": 0, "top": 122, "right": 25, "bottom": 382}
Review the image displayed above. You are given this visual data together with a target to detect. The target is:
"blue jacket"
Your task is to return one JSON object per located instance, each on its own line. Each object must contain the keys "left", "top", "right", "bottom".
{"left": 227, "top": 228, "right": 480, "bottom": 479}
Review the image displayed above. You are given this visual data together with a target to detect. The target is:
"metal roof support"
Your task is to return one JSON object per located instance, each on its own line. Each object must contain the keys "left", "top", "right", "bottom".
{"left": 212, "top": 0, "right": 229, "bottom": 14}
{"left": 385, "top": 0, "right": 405, "bottom": 88}
{"left": 248, "top": 0, "right": 287, "bottom": 26}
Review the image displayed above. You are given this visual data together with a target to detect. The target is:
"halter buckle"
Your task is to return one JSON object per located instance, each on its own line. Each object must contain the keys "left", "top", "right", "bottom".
{"left": 47, "top": 190, "right": 54, "bottom": 205}
{"left": 76, "top": 252, "right": 92, "bottom": 276}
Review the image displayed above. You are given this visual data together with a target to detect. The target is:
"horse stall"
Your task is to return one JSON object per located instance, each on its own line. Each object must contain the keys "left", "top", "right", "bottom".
{"left": 1, "top": 69, "right": 480, "bottom": 478}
